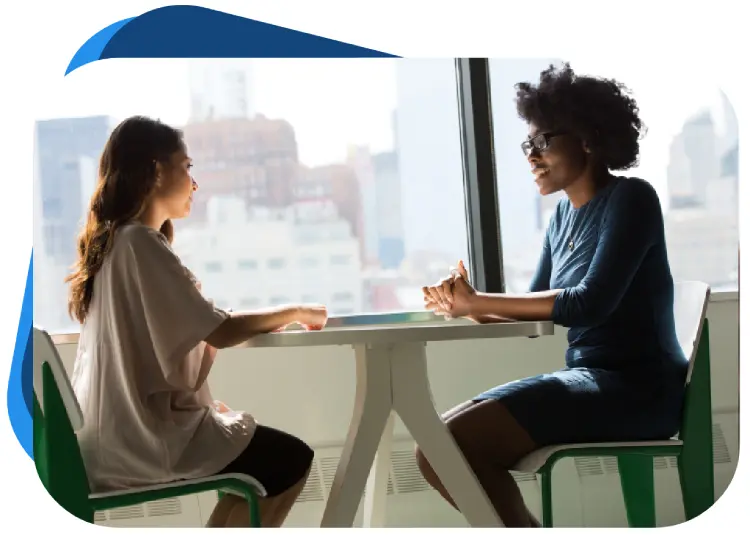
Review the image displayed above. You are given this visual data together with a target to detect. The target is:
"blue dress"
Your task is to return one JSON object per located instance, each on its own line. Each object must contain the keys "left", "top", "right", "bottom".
{"left": 475, "top": 176, "right": 689, "bottom": 445}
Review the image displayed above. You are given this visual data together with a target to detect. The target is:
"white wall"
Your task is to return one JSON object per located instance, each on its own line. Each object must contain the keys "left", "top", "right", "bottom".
{"left": 54, "top": 294, "right": 740, "bottom": 527}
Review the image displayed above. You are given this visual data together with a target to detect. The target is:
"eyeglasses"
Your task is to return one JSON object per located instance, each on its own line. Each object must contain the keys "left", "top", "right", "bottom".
{"left": 521, "top": 131, "right": 564, "bottom": 156}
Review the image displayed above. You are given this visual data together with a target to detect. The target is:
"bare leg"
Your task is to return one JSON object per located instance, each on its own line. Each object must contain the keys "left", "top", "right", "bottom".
{"left": 416, "top": 400, "right": 540, "bottom": 527}
{"left": 442, "top": 401, "right": 540, "bottom": 527}
{"left": 206, "top": 493, "right": 242, "bottom": 527}
{"left": 223, "top": 466, "right": 312, "bottom": 527}
{"left": 206, "top": 492, "right": 275, "bottom": 528}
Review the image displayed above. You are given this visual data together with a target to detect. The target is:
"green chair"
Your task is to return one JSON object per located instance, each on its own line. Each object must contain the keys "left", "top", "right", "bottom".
{"left": 512, "top": 281, "right": 714, "bottom": 527}
{"left": 32, "top": 326, "right": 265, "bottom": 527}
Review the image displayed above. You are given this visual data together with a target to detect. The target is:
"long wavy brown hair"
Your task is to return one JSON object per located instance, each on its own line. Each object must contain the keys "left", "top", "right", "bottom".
{"left": 66, "top": 116, "right": 184, "bottom": 324}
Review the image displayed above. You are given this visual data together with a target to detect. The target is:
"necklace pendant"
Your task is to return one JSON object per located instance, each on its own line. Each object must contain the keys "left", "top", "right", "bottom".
{"left": 568, "top": 239, "right": 574, "bottom": 251}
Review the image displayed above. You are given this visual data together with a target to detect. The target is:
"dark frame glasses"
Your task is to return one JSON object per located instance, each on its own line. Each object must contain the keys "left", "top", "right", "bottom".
{"left": 521, "top": 131, "right": 564, "bottom": 156}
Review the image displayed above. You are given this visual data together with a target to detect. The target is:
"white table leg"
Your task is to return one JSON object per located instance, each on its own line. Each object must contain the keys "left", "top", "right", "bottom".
{"left": 390, "top": 342, "right": 504, "bottom": 527}
{"left": 320, "top": 345, "right": 393, "bottom": 527}
{"left": 362, "top": 411, "right": 395, "bottom": 527}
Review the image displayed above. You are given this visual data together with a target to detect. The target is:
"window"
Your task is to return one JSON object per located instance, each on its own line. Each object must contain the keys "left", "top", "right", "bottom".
{"left": 488, "top": 59, "right": 738, "bottom": 292}
{"left": 269, "top": 296, "right": 290, "bottom": 306}
{"left": 238, "top": 259, "right": 258, "bottom": 270}
{"left": 42, "top": 197, "right": 62, "bottom": 217}
{"left": 205, "top": 261, "right": 222, "bottom": 273}
{"left": 299, "top": 257, "right": 318, "bottom": 268}
{"left": 330, "top": 254, "right": 352, "bottom": 266}
{"left": 332, "top": 292, "right": 354, "bottom": 302}
{"left": 267, "top": 258, "right": 286, "bottom": 270}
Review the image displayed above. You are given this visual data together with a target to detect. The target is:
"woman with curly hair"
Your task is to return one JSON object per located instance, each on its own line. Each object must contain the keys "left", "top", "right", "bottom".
{"left": 418, "top": 63, "right": 687, "bottom": 527}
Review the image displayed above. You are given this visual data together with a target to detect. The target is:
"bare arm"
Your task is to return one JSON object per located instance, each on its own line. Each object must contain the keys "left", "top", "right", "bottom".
{"left": 205, "top": 306, "right": 302, "bottom": 349}
{"left": 458, "top": 181, "right": 660, "bottom": 326}
{"left": 467, "top": 290, "right": 562, "bottom": 322}
{"left": 426, "top": 259, "right": 559, "bottom": 323}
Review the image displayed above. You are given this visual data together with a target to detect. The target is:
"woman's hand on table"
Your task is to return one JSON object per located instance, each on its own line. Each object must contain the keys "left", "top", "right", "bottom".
{"left": 423, "top": 260, "right": 477, "bottom": 319}
{"left": 295, "top": 304, "right": 329, "bottom": 331}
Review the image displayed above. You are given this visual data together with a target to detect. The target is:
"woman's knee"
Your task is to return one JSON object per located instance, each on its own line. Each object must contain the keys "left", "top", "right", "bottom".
{"left": 444, "top": 400, "right": 536, "bottom": 469}
{"left": 416, "top": 400, "right": 536, "bottom": 478}
{"left": 264, "top": 430, "right": 315, "bottom": 496}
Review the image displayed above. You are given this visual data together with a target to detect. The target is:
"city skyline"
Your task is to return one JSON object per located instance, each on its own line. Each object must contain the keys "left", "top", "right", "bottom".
{"left": 32, "top": 58, "right": 739, "bottom": 334}
{"left": 37, "top": 59, "right": 730, "bottom": 185}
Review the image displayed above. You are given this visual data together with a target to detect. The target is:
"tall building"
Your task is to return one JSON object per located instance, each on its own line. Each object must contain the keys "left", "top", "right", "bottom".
{"left": 372, "top": 150, "right": 405, "bottom": 269}
{"left": 182, "top": 116, "right": 366, "bottom": 267}
{"left": 34, "top": 116, "right": 114, "bottom": 266}
{"left": 345, "top": 145, "right": 378, "bottom": 263}
{"left": 664, "top": 105, "right": 738, "bottom": 289}
{"left": 181, "top": 116, "right": 300, "bottom": 223}
{"left": 33, "top": 115, "right": 114, "bottom": 332}
{"left": 172, "top": 196, "right": 363, "bottom": 315}
{"left": 345, "top": 146, "right": 404, "bottom": 269}
{"left": 667, "top": 110, "right": 718, "bottom": 209}
{"left": 188, "top": 59, "right": 255, "bottom": 122}
{"left": 301, "top": 163, "right": 364, "bottom": 261}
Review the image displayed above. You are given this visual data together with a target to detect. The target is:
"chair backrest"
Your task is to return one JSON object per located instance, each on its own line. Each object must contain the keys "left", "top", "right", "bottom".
{"left": 672, "top": 281, "right": 711, "bottom": 386}
{"left": 33, "top": 326, "right": 93, "bottom": 521}
{"left": 33, "top": 327, "right": 83, "bottom": 430}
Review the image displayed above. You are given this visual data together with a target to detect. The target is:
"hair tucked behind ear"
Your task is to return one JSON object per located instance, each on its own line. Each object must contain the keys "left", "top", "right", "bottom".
{"left": 66, "top": 116, "right": 182, "bottom": 324}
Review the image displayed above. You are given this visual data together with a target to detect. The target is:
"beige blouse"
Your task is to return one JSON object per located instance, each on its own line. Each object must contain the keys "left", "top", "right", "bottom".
{"left": 71, "top": 221, "right": 256, "bottom": 492}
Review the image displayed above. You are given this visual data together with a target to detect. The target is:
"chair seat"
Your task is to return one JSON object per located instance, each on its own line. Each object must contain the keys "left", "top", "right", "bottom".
{"left": 512, "top": 439, "right": 684, "bottom": 473}
{"left": 89, "top": 473, "right": 268, "bottom": 501}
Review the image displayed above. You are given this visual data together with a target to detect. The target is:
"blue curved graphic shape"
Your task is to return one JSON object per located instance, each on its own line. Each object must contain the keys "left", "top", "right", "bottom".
{"left": 7, "top": 251, "right": 33, "bottom": 459}
{"left": 66, "top": 4, "right": 398, "bottom": 75}
{"left": 65, "top": 17, "right": 135, "bottom": 75}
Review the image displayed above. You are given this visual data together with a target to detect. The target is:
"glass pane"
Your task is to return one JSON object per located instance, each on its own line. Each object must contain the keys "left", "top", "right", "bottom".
{"left": 489, "top": 59, "right": 738, "bottom": 293}
{"left": 33, "top": 59, "right": 469, "bottom": 333}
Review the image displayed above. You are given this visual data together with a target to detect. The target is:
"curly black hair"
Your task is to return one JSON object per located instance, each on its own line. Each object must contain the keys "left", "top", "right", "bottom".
{"left": 515, "top": 63, "right": 646, "bottom": 171}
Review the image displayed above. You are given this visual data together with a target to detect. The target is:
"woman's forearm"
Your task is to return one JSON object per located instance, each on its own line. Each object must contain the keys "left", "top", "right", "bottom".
{"left": 206, "top": 306, "right": 300, "bottom": 348}
{"left": 469, "top": 290, "right": 562, "bottom": 322}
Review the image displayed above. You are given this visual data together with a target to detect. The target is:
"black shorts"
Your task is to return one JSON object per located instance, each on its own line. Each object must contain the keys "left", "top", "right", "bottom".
{"left": 216, "top": 425, "right": 314, "bottom": 498}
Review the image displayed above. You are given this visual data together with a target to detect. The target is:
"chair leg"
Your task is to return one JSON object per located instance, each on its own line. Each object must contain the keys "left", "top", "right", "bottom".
{"left": 540, "top": 471, "right": 553, "bottom": 527}
{"left": 618, "top": 454, "right": 656, "bottom": 527}
{"left": 677, "top": 321, "right": 715, "bottom": 521}
{"left": 248, "top": 494, "right": 261, "bottom": 527}
{"left": 678, "top": 447, "right": 714, "bottom": 522}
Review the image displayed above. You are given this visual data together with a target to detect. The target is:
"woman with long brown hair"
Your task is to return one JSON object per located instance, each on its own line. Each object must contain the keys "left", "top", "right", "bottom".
{"left": 67, "top": 115, "right": 327, "bottom": 528}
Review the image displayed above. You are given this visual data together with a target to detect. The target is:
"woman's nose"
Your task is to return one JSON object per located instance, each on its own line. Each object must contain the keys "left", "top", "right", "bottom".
{"left": 526, "top": 148, "right": 543, "bottom": 164}
{"left": 192, "top": 178, "right": 198, "bottom": 191}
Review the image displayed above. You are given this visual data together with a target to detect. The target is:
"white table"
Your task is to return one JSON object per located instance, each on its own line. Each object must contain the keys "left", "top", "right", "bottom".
{"left": 237, "top": 319, "right": 554, "bottom": 527}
